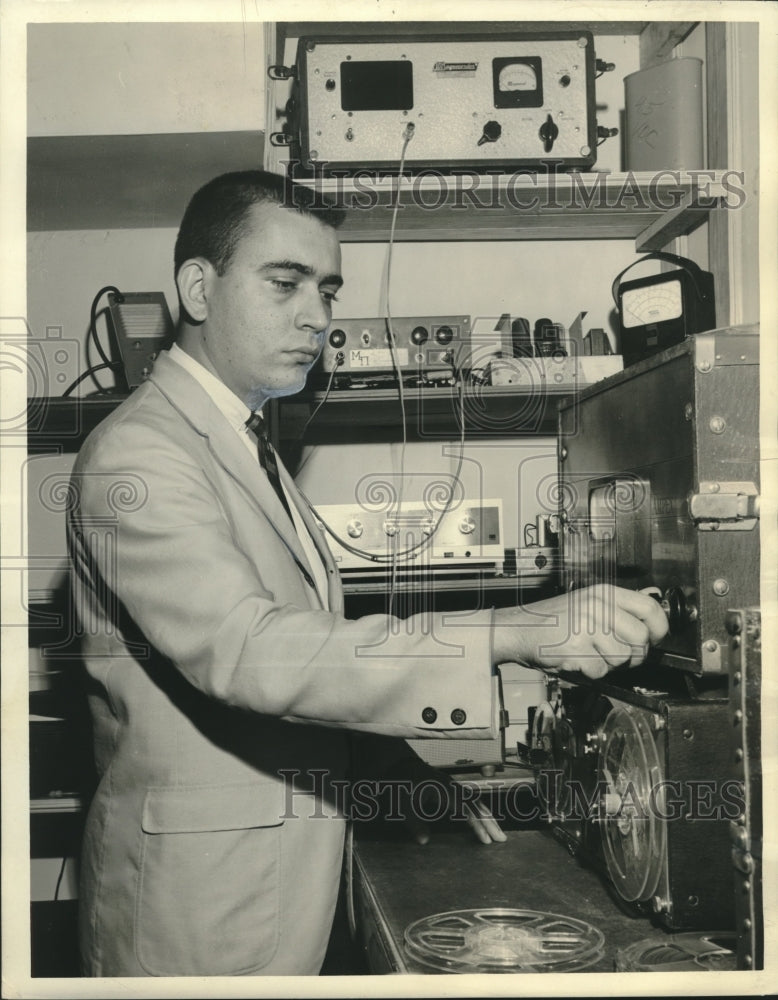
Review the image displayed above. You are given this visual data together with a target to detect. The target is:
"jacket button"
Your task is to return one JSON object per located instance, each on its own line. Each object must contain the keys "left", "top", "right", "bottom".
{"left": 422, "top": 707, "right": 437, "bottom": 724}
{"left": 451, "top": 708, "right": 467, "bottom": 726}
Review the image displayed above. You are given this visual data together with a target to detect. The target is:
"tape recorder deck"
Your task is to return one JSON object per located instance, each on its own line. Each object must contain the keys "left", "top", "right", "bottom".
{"left": 531, "top": 678, "right": 737, "bottom": 931}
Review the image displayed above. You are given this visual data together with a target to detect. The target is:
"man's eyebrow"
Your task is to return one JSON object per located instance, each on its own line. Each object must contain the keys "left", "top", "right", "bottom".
{"left": 261, "top": 259, "right": 343, "bottom": 287}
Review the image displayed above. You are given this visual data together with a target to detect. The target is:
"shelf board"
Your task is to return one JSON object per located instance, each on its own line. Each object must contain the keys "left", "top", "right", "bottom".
{"left": 277, "top": 383, "right": 572, "bottom": 439}
{"left": 28, "top": 131, "right": 264, "bottom": 231}
{"left": 27, "top": 395, "right": 125, "bottom": 451}
{"left": 290, "top": 170, "right": 726, "bottom": 245}
{"left": 274, "top": 21, "right": 654, "bottom": 62}
{"left": 28, "top": 128, "right": 723, "bottom": 248}
{"left": 341, "top": 573, "right": 550, "bottom": 595}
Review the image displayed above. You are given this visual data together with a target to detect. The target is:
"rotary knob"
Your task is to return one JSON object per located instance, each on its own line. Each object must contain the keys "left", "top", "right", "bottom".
{"left": 346, "top": 519, "right": 363, "bottom": 539}
{"left": 458, "top": 516, "right": 476, "bottom": 535}
{"left": 539, "top": 114, "right": 559, "bottom": 153}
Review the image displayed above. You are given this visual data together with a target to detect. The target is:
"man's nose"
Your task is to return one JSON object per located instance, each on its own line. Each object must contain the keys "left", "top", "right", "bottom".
{"left": 296, "top": 286, "right": 331, "bottom": 333}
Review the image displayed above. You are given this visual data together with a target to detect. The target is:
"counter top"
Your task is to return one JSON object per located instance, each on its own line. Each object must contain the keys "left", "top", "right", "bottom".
{"left": 352, "top": 824, "right": 679, "bottom": 975}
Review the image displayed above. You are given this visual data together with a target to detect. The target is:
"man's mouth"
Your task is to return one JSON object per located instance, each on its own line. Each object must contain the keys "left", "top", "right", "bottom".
{"left": 286, "top": 349, "right": 319, "bottom": 363}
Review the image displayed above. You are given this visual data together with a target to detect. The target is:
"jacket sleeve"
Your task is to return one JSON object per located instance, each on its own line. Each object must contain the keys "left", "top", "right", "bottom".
{"left": 69, "top": 415, "right": 498, "bottom": 741}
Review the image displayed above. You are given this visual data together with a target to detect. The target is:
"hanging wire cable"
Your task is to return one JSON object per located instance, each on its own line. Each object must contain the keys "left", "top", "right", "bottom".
{"left": 300, "top": 353, "right": 343, "bottom": 439}
{"left": 383, "top": 123, "right": 415, "bottom": 613}
{"left": 82, "top": 285, "right": 124, "bottom": 394}
{"left": 62, "top": 362, "right": 116, "bottom": 398}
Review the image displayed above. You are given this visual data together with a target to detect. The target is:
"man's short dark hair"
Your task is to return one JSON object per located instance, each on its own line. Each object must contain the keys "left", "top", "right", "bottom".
{"left": 174, "top": 170, "right": 345, "bottom": 277}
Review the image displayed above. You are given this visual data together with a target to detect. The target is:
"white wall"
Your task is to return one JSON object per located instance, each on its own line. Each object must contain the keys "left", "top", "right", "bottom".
{"left": 27, "top": 22, "right": 265, "bottom": 136}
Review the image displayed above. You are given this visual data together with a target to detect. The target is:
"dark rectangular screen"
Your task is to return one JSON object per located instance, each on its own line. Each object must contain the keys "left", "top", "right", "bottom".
{"left": 339, "top": 60, "right": 413, "bottom": 111}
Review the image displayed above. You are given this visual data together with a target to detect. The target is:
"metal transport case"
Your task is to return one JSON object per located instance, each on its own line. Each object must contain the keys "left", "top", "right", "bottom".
{"left": 557, "top": 324, "right": 760, "bottom": 674}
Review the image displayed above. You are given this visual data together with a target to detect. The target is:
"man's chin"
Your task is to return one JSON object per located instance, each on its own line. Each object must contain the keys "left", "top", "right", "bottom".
{"left": 263, "top": 378, "right": 308, "bottom": 400}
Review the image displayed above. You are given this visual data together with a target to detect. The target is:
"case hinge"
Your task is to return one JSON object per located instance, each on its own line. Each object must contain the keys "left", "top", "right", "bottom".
{"left": 689, "top": 482, "right": 760, "bottom": 530}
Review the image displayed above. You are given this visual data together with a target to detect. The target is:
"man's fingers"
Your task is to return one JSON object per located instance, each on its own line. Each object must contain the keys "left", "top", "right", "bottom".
{"left": 465, "top": 799, "right": 507, "bottom": 844}
{"left": 610, "top": 586, "right": 670, "bottom": 644}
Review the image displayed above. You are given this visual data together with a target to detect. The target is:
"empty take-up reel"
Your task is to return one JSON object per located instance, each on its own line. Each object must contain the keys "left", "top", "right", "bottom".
{"left": 403, "top": 908, "right": 605, "bottom": 974}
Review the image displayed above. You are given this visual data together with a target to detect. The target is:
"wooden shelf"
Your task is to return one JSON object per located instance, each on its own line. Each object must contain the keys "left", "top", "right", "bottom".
{"left": 288, "top": 170, "right": 727, "bottom": 248}
{"left": 271, "top": 20, "right": 687, "bottom": 65}
{"left": 27, "top": 131, "right": 264, "bottom": 231}
{"left": 276, "top": 383, "right": 574, "bottom": 440}
{"left": 27, "top": 395, "right": 125, "bottom": 452}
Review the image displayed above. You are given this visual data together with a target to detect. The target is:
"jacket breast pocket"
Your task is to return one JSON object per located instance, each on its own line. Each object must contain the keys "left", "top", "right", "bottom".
{"left": 136, "top": 783, "right": 285, "bottom": 976}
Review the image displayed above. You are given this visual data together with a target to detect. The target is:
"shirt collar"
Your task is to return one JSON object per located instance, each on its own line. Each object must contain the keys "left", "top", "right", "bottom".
{"left": 168, "top": 342, "right": 256, "bottom": 435}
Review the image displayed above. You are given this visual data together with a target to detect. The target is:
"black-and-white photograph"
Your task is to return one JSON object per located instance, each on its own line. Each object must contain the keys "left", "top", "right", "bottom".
{"left": 1, "top": 1, "right": 775, "bottom": 996}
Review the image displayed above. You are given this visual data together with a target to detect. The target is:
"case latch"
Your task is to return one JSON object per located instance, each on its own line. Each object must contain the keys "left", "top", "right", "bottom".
{"left": 689, "top": 482, "right": 760, "bottom": 530}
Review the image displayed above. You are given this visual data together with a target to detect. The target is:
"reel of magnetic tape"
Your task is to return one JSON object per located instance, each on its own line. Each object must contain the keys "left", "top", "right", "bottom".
{"left": 530, "top": 680, "right": 736, "bottom": 931}
{"left": 404, "top": 907, "right": 605, "bottom": 973}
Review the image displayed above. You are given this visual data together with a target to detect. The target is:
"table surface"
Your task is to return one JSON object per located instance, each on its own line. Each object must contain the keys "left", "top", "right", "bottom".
{"left": 353, "top": 824, "right": 678, "bottom": 975}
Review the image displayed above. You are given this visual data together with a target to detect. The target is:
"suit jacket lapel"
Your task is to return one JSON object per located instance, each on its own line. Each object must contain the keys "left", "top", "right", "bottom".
{"left": 148, "top": 353, "right": 314, "bottom": 576}
{"left": 274, "top": 458, "right": 344, "bottom": 614}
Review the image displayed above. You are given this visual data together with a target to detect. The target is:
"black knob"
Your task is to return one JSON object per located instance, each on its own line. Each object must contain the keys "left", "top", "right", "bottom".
{"left": 663, "top": 587, "right": 688, "bottom": 634}
{"left": 329, "top": 328, "right": 346, "bottom": 348}
{"left": 477, "top": 120, "right": 502, "bottom": 146}
{"left": 411, "top": 325, "right": 429, "bottom": 345}
{"left": 435, "top": 325, "right": 454, "bottom": 345}
{"left": 325, "top": 78, "right": 336, "bottom": 91}
{"left": 539, "top": 114, "right": 559, "bottom": 153}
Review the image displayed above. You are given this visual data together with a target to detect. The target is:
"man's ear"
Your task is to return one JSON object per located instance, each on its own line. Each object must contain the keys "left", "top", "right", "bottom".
{"left": 176, "top": 258, "right": 212, "bottom": 323}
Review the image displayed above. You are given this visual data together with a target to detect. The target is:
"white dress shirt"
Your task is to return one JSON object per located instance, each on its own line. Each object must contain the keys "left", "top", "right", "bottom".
{"left": 167, "top": 344, "right": 329, "bottom": 608}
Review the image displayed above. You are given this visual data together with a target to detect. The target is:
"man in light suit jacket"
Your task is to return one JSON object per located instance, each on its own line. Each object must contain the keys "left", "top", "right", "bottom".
{"left": 67, "top": 170, "right": 668, "bottom": 977}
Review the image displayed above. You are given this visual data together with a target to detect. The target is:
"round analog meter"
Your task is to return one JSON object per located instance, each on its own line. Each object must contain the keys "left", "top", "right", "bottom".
{"left": 620, "top": 278, "right": 682, "bottom": 329}
{"left": 498, "top": 61, "right": 539, "bottom": 92}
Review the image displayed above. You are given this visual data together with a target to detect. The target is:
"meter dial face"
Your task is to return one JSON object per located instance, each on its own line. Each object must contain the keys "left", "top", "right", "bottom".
{"left": 621, "top": 278, "right": 682, "bottom": 329}
{"left": 498, "top": 62, "right": 538, "bottom": 92}
{"left": 493, "top": 57, "right": 543, "bottom": 108}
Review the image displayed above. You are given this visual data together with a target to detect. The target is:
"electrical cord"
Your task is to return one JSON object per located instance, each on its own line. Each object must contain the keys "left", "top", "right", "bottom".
{"left": 296, "top": 375, "right": 468, "bottom": 566}
{"left": 63, "top": 285, "right": 125, "bottom": 396}
{"left": 90, "top": 285, "right": 123, "bottom": 366}
{"left": 300, "top": 352, "right": 343, "bottom": 439}
{"left": 53, "top": 855, "right": 68, "bottom": 901}
{"left": 62, "top": 362, "right": 116, "bottom": 398}
{"left": 87, "top": 285, "right": 125, "bottom": 393}
{"left": 384, "top": 124, "right": 415, "bottom": 611}
{"left": 295, "top": 123, "right": 469, "bottom": 577}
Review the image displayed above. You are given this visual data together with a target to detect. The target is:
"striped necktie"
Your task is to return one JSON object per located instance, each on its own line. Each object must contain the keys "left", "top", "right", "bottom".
{"left": 245, "top": 411, "right": 294, "bottom": 523}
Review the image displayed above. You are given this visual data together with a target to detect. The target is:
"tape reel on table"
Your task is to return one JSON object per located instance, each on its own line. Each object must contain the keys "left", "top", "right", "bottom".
{"left": 615, "top": 932, "right": 737, "bottom": 972}
{"left": 403, "top": 908, "right": 605, "bottom": 974}
{"left": 597, "top": 703, "right": 667, "bottom": 904}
